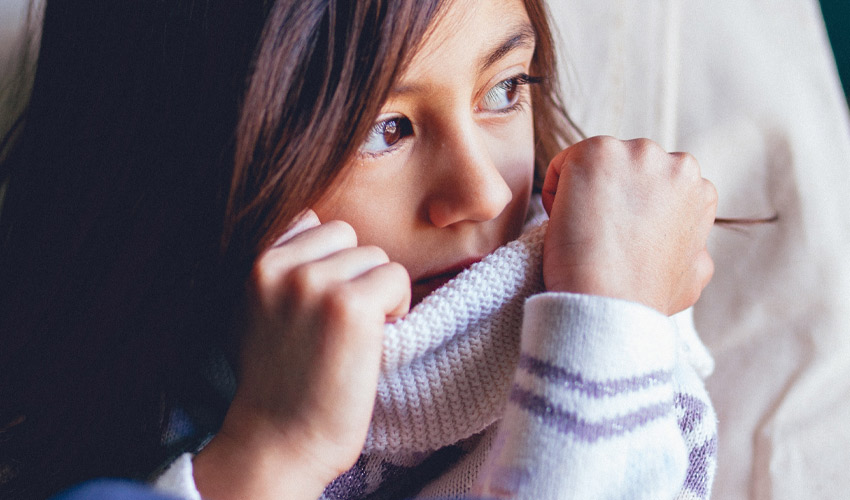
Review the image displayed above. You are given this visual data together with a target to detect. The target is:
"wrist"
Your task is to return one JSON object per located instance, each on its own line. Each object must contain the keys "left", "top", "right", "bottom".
{"left": 544, "top": 271, "right": 669, "bottom": 315}
{"left": 193, "top": 400, "right": 342, "bottom": 500}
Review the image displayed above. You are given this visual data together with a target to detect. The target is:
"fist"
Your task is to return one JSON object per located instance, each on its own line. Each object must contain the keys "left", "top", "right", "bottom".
{"left": 541, "top": 136, "right": 717, "bottom": 315}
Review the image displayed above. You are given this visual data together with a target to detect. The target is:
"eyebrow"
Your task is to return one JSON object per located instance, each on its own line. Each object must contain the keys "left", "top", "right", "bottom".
{"left": 390, "top": 22, "right": 537, "bottom": 96}
{"left": 479, "top": 22, "right": 537, "bottom": 73}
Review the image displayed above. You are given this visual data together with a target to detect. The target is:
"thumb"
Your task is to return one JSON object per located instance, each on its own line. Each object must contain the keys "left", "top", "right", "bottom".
{"left": 541, "top": 149, "right": 567, "bottom": 215}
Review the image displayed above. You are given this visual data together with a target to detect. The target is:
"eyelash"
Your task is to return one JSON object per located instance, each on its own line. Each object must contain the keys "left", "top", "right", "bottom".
{"left": 481, "top": 73, "right": 544, "bottom": 115}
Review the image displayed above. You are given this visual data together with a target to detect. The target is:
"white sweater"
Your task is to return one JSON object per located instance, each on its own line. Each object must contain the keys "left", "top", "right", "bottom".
{"left": 155, "top": 215, "right": 717, "bottom": 499}
{"left": 155, "top": 292, "right": 716, "bottom": 499}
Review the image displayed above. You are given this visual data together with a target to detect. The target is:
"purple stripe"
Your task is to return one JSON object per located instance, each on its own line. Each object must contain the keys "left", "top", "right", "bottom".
{"left": 518, "top": 354, "right": 672, "bottom": 398}
{"left": 683, "top": 436, "right": 718, "bottom": 499}
{"left": 323, "top": 455, "right": 368, "bottom": 499}
{"left": 509, "top": 386, "right": 672, "bottom": 443}
{"left": 674, "top": 392, "right": 707, "bottom": 434}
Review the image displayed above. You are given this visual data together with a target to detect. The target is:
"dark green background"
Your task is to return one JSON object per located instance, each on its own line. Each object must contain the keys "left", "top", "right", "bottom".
{"left": 820, "top": 0, "right": 850, "bottom": 105}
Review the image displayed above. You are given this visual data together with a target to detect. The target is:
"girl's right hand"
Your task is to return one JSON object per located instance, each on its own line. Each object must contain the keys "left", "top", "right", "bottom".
{"left": 193, "top": 211, "right": 410, "bottom": 500}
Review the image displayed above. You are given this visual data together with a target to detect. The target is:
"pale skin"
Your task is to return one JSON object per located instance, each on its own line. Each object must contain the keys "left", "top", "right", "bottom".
{"left": 192, "top": 0, "right": 718, "bottom": 498}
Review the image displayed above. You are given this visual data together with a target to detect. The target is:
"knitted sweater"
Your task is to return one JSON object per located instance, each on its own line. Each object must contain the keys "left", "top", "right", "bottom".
{"left": 154, "top": 220, "right": 717, "bottom": 499}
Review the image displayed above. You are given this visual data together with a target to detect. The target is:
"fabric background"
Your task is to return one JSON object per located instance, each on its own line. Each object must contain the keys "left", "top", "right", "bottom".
{"left": 3, "top": 1, "right": 850, "bottom": 498}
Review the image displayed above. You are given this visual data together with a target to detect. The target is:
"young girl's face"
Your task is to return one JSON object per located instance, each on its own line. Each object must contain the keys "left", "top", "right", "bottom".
{"left": 314, "top": 0, "right": 536, "bottom": 304}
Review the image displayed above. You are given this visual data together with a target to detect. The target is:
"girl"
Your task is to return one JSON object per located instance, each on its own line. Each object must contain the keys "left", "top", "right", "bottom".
{"left": 0, "top": 0, "right": 718, "bottom": 499}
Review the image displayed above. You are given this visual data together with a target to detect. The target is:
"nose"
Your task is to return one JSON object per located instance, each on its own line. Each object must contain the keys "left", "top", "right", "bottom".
{"left": 425, "top": 131, "right": 513, "bottom": 228}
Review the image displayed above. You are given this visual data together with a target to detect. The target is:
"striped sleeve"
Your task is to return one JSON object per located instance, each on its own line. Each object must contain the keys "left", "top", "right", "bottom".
{"left": 473, "top": 292, "right": 698, "bottom": 500}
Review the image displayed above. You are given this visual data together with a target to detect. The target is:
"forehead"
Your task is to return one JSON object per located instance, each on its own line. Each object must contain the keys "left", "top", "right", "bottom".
{"left": 400, "top": 0, "right": 534, "bottom": 81}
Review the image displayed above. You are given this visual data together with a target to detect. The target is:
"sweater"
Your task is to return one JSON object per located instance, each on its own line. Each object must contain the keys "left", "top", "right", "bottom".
{"left": 154, "top": 217, "right": 717, "bottom": 499}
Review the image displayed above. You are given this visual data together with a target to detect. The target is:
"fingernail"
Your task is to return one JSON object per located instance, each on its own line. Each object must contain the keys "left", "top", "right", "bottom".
{"left": 271, "top": 210, "right": 319, "bottom": 248}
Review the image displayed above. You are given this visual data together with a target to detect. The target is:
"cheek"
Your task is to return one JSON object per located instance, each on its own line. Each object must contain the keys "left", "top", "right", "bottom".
{"left": 311, "top": 163, "right": 418, "bottom": 256}
{"left": 489, "top": 114, "right": 536, "bottom": 204}
{"left": 313, "top": 178, "right": 392, "bottom": 232}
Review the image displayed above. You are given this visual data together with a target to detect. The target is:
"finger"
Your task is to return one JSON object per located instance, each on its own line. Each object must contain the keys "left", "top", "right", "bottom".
{"left": 258, "top": 246, "right": 396, "bottom": 314}
{"left": 348, "top": 262, "right": 411, "bottom": 322}
{"left": 302, "top": 245, "right": 392, "bottom": 284}
{"left": 259, "top": 220, "right": 358, "bottom": 270}
{"left": 541, "top": 148, "right": 568, "bottom": 215}
{"left": 271, "top": 209, "right": 321, "bottom": 248}
{"left": 253, "top": 221, "right": 359, "bottom": 304}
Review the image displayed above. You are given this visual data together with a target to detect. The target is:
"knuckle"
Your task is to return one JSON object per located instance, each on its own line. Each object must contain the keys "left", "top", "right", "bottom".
{"left": 377, "top": 262, "right": 412, "bottom": 294}
{"left": 627, "top": 137, "right": 660, "bottom": 157}
{"left": 670, "top": 150, "right": 697, "bottom": 163}
{"left": 585, "top": 135, "right": 617, "bottom": 146}
{"left": 385, "top": 261, "right": 411, "bottom": 283}
{"left": 252, "top": 255, "right": 289, "bottom": 293}
{"left": 679, "top": 151, "right": 698, "bottom": 165}
{"left": 570, "top": 136, "right": 622, "bottom": 173}
{"left": 625, "top": 138, "right": 667, "bottom": 172}
{"left": 286, "top": 264, "right": 325, "bottom": 302}
{"left": 672, "top": 151, "right": 701, "bottom": 178}
{"left": 324, "top": 219, "right": 358, "bottom": 246}
{"left": 360, "top": 245, "right": 390, "bottom": 265}
{"left": 582, "top": 135, "right": 620, "bottom": 155}
{"left": 629, "top": 137, "right": 656, "bottom": 149}
{"left": 321, "top": 284, "right": 362, "bottom": 324}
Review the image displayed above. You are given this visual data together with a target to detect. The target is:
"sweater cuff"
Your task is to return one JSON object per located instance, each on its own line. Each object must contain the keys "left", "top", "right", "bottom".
{"left": 521, "top": 292, "right": 677, "bottom": 377}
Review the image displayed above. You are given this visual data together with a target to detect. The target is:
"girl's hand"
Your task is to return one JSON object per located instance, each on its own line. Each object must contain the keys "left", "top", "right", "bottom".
{"left": 541, "top": 136, "right": 717, "bottom": 315}
{"left": 194, "top": 211, "right": 410, "bottom": 500}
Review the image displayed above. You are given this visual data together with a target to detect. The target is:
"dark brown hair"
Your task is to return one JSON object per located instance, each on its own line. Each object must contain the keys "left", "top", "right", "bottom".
{"left": 0, "top": 0, "right": 576, "bottom": 497}
{"left": 222, "top": 0, "right": 446, "bottom": 271}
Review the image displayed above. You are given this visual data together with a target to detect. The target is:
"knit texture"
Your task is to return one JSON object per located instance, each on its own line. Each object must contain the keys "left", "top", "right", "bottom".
{"left": 368, "top": 222, "right": 548, "bottom": 454}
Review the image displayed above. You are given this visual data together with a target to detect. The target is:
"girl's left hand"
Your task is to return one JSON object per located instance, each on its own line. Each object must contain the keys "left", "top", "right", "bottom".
{"left": 541, "top": 136, "right": 717, "bottom": 315}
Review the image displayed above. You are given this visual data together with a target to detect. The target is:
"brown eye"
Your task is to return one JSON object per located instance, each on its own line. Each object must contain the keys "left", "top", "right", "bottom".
{"left": 383, "top": 119, "right": 401, "bottom": 146}
{"left": 361, "top": 115, "right": 414, "bottom": 154}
